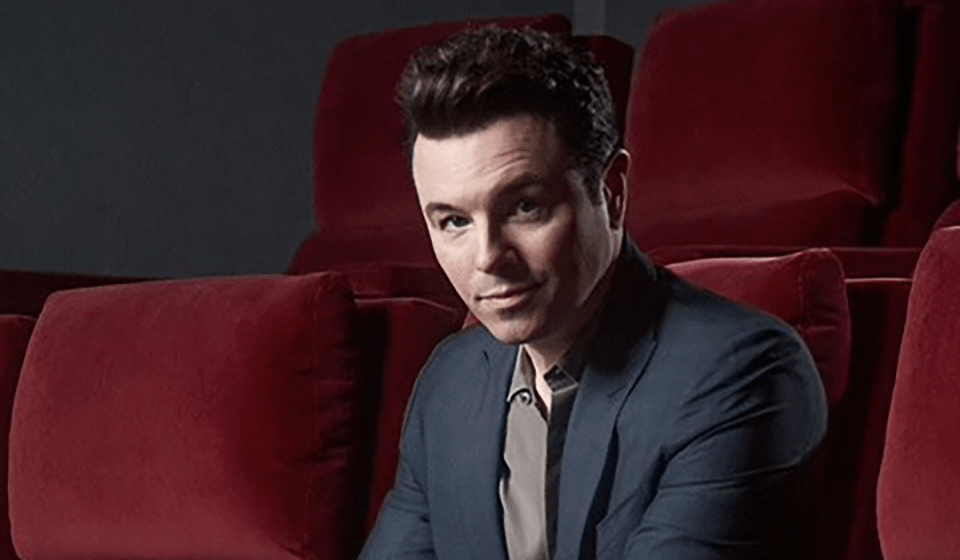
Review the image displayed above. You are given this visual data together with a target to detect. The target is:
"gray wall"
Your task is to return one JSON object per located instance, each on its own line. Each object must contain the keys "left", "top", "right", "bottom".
{"left": 0, "top": 0, "right": 712, "bottom": 278}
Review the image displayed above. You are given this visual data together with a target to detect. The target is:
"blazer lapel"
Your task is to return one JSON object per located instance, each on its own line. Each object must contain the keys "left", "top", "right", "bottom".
{"left": 458, "top": 337, "right": 515, "bottom": 560}
{"left": 555, "top": 242, "right": 664, "bottom": 560}
{"left": 555, "top": 331, "right": 656, "bottom": 560}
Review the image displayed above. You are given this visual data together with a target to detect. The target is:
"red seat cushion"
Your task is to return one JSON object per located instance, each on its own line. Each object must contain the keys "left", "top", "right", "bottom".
{"left": 626, "top": 0, "right": 900, "bottom": 249}
{"left": 667, "top": 248, "right": 850, "bottom": 406}
{"left": 9, "top": 273, "right": 368, "bottom": 560}
{"left": 878, "top": 225, "right": 960, "bottom": 559}
{"left": 0, "top": 315, "right": 34, "bottom": 560}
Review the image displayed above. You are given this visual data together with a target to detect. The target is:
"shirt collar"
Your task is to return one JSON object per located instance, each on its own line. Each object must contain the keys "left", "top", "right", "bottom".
{"left": 507, "top": 347, "right": 536, "bottom": 404}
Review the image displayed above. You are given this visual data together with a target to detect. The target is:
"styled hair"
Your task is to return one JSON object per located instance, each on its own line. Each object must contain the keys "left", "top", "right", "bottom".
{"left": 397, "top": 26, "right": 619, "bottom": 203}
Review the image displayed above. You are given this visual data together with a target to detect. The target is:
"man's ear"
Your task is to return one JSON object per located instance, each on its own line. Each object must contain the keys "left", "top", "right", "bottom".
{"left": 601, "top": 149, "right": 630, "bottom": 230}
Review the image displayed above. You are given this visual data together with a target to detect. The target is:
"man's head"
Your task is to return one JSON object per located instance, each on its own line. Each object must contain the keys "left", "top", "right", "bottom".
{"left": 399, "top": 27, "right": 629, "bottom": 352}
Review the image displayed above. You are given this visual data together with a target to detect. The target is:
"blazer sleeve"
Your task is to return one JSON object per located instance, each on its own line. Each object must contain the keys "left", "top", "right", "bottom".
{"left": 358, "top": 356, "right": 438, "bottom": 560}
{"left": 619, "top": 325, "right": 828, "bottom": 560}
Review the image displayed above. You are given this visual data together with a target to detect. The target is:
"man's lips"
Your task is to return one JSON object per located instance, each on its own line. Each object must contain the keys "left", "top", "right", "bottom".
{"left": 477, "top": 283, "right": 540, "bottom": 301}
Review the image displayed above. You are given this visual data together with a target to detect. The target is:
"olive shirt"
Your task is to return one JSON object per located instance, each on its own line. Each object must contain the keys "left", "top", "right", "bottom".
{"left": 499, "top": 345, "right": 582, "bottom": 560}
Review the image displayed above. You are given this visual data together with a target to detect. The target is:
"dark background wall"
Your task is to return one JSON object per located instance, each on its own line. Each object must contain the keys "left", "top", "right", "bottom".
{"left": 0, "top": 0, "right": 712, "bottom": 278}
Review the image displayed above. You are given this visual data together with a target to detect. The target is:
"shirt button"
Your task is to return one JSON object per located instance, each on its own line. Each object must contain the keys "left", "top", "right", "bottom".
{"left": 518, "top": 390, "right": 532, "bottom": 405}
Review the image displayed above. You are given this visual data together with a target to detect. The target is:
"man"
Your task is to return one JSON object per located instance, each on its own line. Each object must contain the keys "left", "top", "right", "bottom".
{"left": 360, "top": 26, "right": 827, "bottom": 560}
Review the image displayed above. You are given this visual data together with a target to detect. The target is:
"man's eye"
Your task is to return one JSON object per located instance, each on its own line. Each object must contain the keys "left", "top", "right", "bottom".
{"left": 512, "top": 199, "right": 544, "bottom": 219}
{"left": 439, "top": 216, "right": 470, "bottom": 231}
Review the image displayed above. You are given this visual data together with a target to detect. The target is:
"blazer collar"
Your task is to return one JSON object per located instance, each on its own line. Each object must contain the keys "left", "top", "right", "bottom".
{"left": 556, "top": 239, "right": 663, "bottom": 560}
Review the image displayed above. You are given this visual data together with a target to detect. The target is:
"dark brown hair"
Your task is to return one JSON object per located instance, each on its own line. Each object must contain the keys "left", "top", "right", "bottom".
{"left": 397, "top": 26, "right": 618, "bottom": 203}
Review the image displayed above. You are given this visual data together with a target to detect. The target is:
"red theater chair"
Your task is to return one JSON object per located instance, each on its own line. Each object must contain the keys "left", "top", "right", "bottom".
{"left": 5, "top": 273, "right": 461, "bottom": 560}
{"left": 877, "top": 223, "right": 960, "bottom": 560}
{"left": 624, "top": 0, "right": 960, "bottom": 251}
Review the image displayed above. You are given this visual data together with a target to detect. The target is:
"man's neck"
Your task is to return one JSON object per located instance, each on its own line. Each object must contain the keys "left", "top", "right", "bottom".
{"left": 524, "top": 251, "right": 621, "bottom": 403}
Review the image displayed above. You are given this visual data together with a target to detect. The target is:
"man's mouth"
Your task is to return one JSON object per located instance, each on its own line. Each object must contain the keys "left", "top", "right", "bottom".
{"left": 477, "top": 283, "right": 540, "bottom": 306}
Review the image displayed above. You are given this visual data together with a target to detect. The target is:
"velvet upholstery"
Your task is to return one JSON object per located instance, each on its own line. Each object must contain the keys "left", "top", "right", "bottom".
{"left": 666, "top": 249, "right": 850, "bottom": 406}
{"left": 0, "top": 315, "right": 35, "bottom": 560}
{"left": 824, "top": 278, "right": 911, "bottom": 560}
{"left": 354, "top": 298, "right": 462, "bottom": 535}
{"left": 878, "top": 225, "right": 960, "bottom": 560}
{"left": 9, "top": 273, "right": 368, "bottom": 560}
{"left": 648, "top": 245, "right": 922, "bottom": 280}
{"left": 625, "top": 0, "right": 900, "bottom": 250}
{"left": 881, "top": 1, "right": 960, "bottom": 245}
{"left": 932, "top": 199, "right": 960, "bottom": 230}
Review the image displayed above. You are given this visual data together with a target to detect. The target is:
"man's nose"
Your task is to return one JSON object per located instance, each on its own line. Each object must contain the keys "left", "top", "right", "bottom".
{"left": 474, "top": 223, "right": 513, "bottom": 273}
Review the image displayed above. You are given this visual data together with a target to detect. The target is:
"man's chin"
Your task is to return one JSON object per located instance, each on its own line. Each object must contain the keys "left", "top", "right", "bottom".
{"left": 476, "top": 316, "right": 544, "bottom": 346}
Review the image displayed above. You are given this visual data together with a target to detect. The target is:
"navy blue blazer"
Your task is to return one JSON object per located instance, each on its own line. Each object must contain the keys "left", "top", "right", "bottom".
{"left": 359, "top": 241, "right": 828, "bottom": 560}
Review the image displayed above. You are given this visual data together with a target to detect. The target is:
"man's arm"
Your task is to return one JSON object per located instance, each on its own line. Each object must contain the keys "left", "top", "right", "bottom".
{"left": 614, "top": 326, "right": 828, "bottom": 559}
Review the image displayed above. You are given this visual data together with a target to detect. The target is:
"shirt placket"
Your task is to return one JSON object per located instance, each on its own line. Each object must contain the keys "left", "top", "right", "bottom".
{"left": 544, "top": 366, "right": 578, "bottom": 559}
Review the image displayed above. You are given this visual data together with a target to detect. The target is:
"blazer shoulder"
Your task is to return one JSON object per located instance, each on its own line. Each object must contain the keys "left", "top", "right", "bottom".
{"left": 423, "top": 324, "right": 491, "bottom": 368}
{"left": 649, "top": 268, "right": 828, "bottom": 455}
{"left": 410, "top": 324, "right": 496, "bottom": 400}
{"left": 649, "top": 266, "right": 822, "bottom": 399}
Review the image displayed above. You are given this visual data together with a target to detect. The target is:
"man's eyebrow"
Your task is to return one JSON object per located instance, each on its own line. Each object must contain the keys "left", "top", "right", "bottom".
{"left": 424, "top": 202, "right": 462, "bottom": 217}
{"left": 422, "top": 173, "right": 547, "bottom": 217}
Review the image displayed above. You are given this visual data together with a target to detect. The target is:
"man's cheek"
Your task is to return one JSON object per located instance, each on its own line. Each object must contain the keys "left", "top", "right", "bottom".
{"left": 436, "top": 250, "right": 472, "bottom": 299}
{"left": 525, "top": 226, "right": 569, "bottom": 274}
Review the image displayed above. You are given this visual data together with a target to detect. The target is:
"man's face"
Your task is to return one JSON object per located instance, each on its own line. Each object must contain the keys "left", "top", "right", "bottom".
{"left": 412, "top": 114, "right": 622, "bottom": 347}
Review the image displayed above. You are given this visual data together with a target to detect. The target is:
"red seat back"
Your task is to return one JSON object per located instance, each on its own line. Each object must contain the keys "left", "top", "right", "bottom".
{"left": 9, "top": 274, "right": 370, "bottom": 560}
{"left": 0, "top": 316, "right": 34, "bottom": 560}
{"left": 880, "top": 2, "right": 960, "bottom": 245}
{"left": 878, "top": 225, "right": 960, "bottom": 559}
{"left": 624, "top": 0, "right": 901, "bottom": 250}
